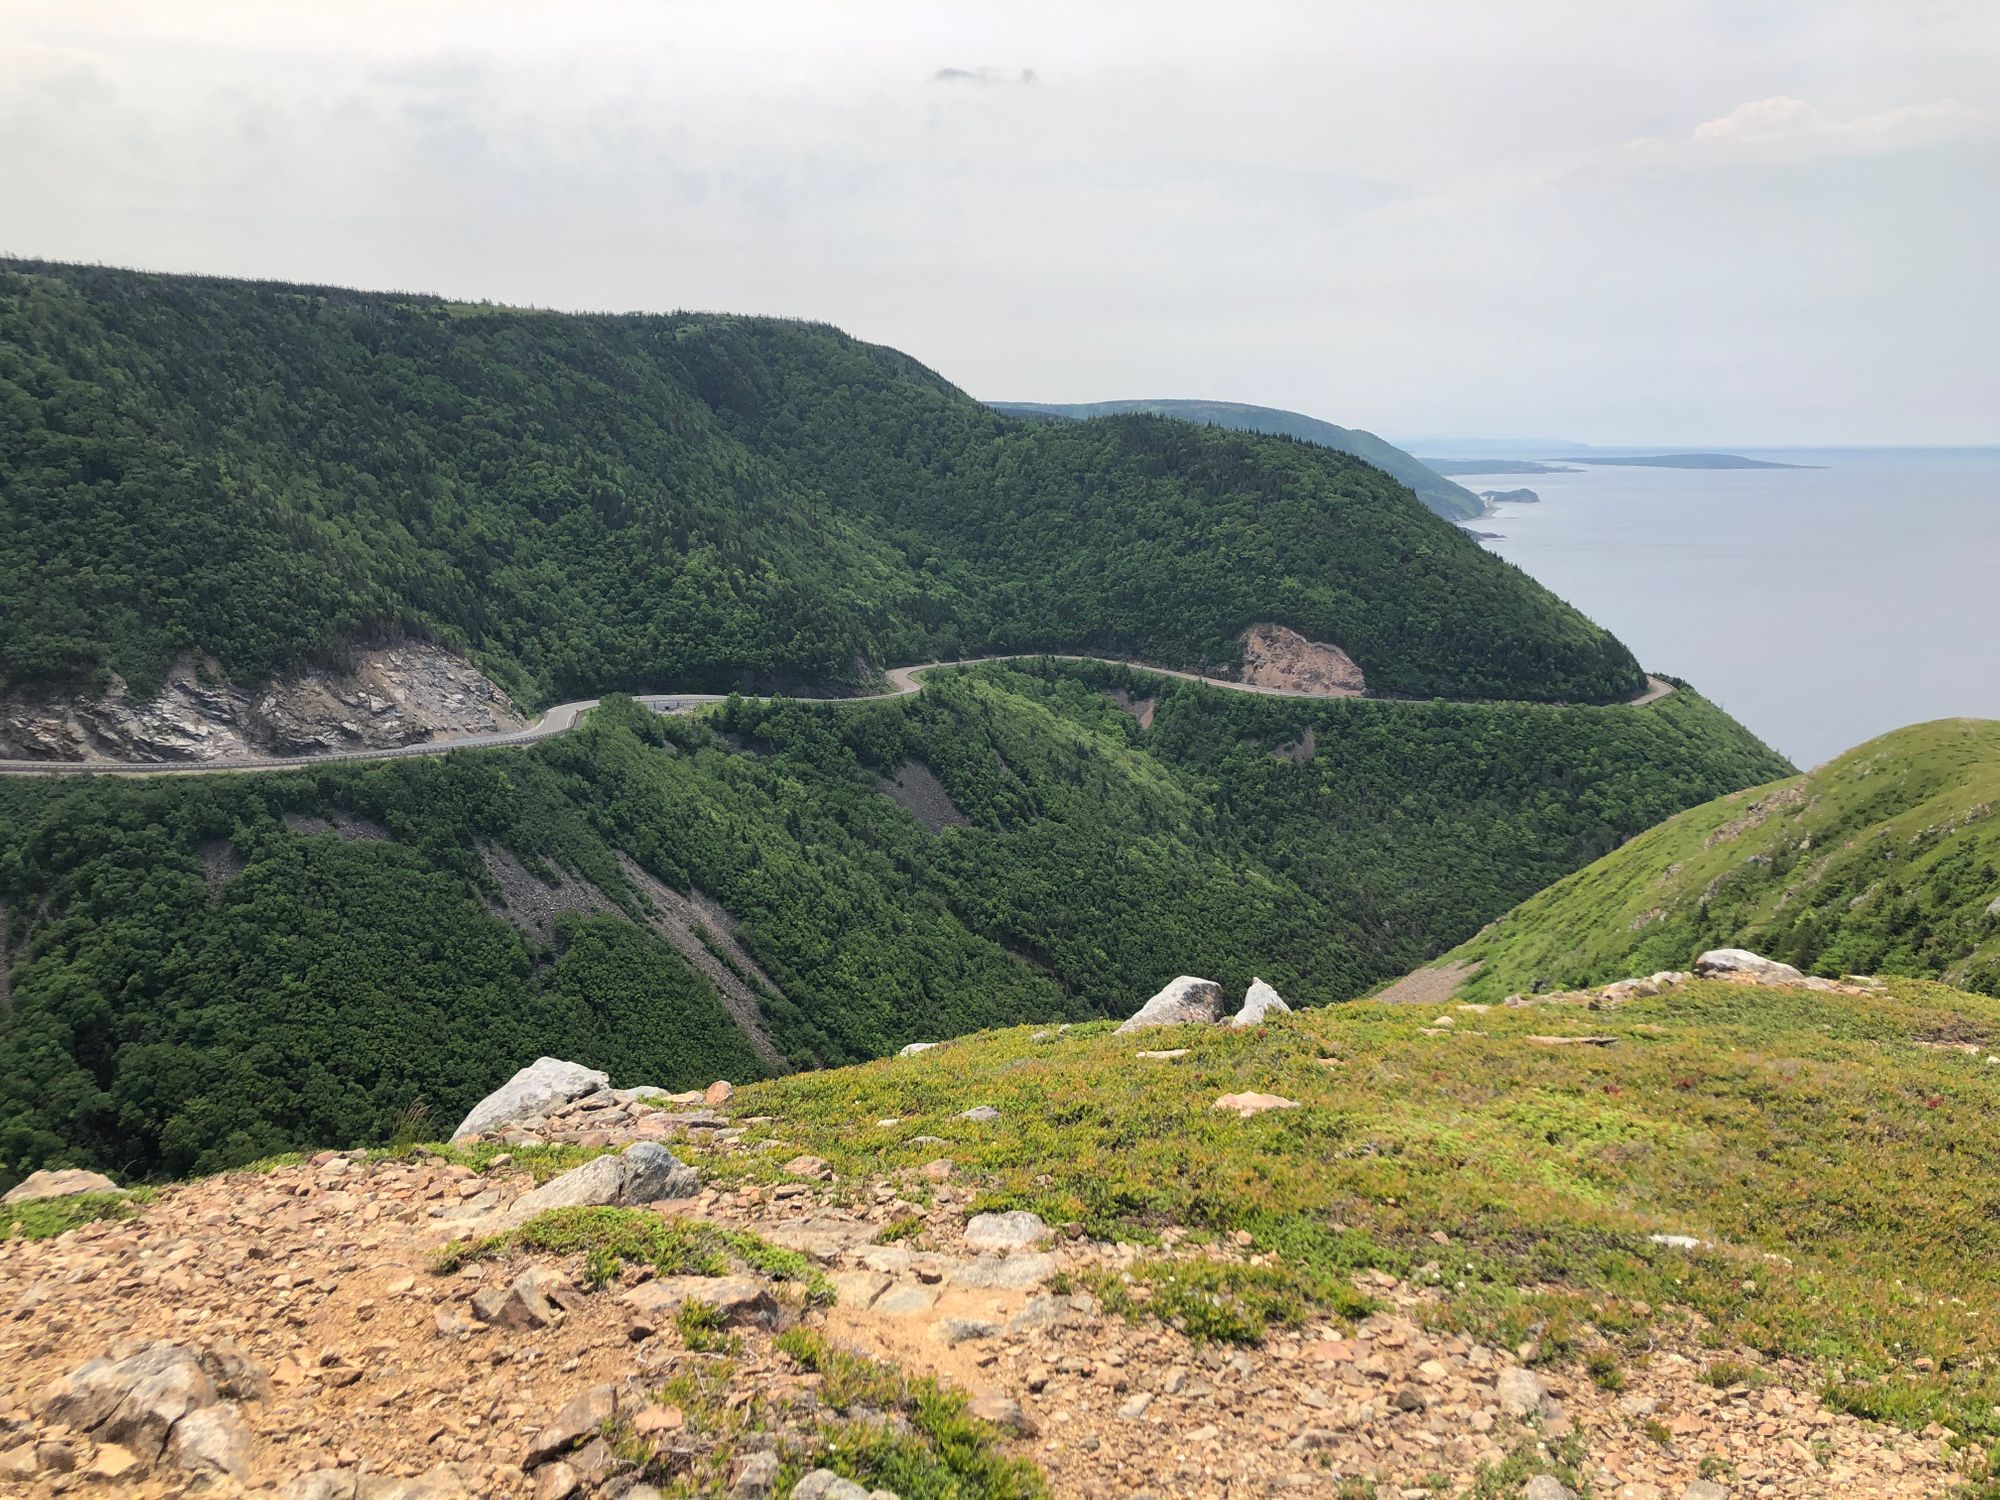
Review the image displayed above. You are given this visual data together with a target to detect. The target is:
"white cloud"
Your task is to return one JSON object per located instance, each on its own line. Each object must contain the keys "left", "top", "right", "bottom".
{"left": 1664, "top": 95, "right": 1985, "bottom": 161}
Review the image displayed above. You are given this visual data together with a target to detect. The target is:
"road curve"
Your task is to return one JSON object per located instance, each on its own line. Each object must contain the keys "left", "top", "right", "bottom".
{"left": 0, "top": 659, "right": 1676, "bottom": 779}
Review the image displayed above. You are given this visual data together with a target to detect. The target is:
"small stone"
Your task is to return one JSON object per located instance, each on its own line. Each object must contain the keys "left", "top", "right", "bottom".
{"left": 959, "top": 1106, "right": 1001, "bottom": 1123}
{"left": 873, "top": 1284, "right": 938, "bottom": 1317}
{"left": 620, "top": 1277, "right": 777, "bottom": 1327}
{"left": 1496, "top": 1366, "right": 1546, "bottom": 1417}
{"left": 1681, "top": 1485, "right": 1729, "bottom": 1500}
{"left": 1523, "top": 1479, "right": 1576, "bottom": 1500}
{"left": 970, "top": 1392, "right": 1038, "bottom": 1435}
{"left": 86, "top": 1444, "right": 142, "bottom": 1480}
{"left": 782, "top": 1155, "right": 830, "bottom": 1179}
{"left": 898, "top": 1041, "right": 942, "bottom": 1057}
{"left": 730, "top": 1449, "right": 782, "bottom": 1498}
{"left": 1117, "top": 1393, "right": 1153, "bottom": 1420}
{"left": 933, "top": 1316, "right": 999, "bottom": 1346}
{"left": 534, "top": 1461, "right": 581, "bottom": 1500}
{"left": 167, "top": 1403, "right": 255, "bottom": 1480}
{"left": 704, "top": 1080, "right": 734, "bottom": 1106}
{"left": 522, "top": 1383, "right": 615, "bottom": 1468}
{"left": 790, "top": 1470, "right": 872, "bottom": 1500}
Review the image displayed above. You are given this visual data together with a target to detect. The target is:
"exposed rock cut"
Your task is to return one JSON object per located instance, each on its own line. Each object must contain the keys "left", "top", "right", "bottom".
{"left": 0, "top": 645, "right": 523, "bottom": 764}
{"left": 1234, "top": 624, "right": 1366, "bottom": 696}
{"left": 1693, "top": 948, "right": 1805, "bottom": 985}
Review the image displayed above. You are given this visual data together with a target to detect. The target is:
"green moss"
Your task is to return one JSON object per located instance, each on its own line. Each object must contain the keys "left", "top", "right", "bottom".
{"left": 431, "top": 1206, "right": 833, "bottom": 1303}
{"left": 0, "top": 1189, "right": 147, "bottom": 1240}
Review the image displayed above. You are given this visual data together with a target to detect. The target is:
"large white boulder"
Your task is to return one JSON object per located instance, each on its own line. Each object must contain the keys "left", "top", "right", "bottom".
{"left": 1229, "top": 978, "right": 1292, "bottom": 1027}
{"left": 1114, "top": 976, "right": 1224, "bottom": 1033}
{"left": 1693, "top": 949, "right": 1806, "bottom": 986}
{"left": 452, "top": 1058, "right": 610, "bottom": 1140}
{"left": 3, "top": 1166, "right": 120, "bottom": 1204}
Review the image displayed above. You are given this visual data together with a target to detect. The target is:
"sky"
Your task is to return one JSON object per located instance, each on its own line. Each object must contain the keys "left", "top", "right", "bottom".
{"left": 3, "top": 1, "right": 1995, "bottom": 445}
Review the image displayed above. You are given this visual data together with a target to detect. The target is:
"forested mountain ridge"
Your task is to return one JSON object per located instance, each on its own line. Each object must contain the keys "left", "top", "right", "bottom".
{"left": 1433, "top": 718, "right": 2000, "bottom": 1001}
{"left": 991, "top": 398, "right": 1483, "bottom": 520}
{"left": 0, "top": 259, "right": 1641, "bottom": 712}
{"left": 0, "top": 662, "right": 1785, "bottom": 1185}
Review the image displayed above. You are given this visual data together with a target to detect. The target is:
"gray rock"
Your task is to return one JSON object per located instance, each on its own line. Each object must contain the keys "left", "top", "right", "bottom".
{"left": 44, "top": 1341, "right": 218, "bottom": 1462}
{"left": 1005, "top": 1294, "right": 1073, "bottom": 1335}
{"left": 789, "top": 1471, "right": 872, "bottom": 1500}
{"left": 950, "top": 1252, "right": 1058, "bottom": 1290}
{"left": 166, "top": 1402, "right": 254, "bottom": 1480}
{"left": 522, "top": 1383, "right": 616, "bottom": 1469}
{"left": 278, "top": 1472, "right": 362, "bottom": 1500}
{"left": 898, "top": 1042, "right": 942, "bottom": 1057}
{"left": 1114, "top": 976, "right": 1223, "bottom": 1032}
{"left": 1692, "top": 948, "right": 1805, "bottom": 986}
{"left": 963, "top": 1210, "right": 1048, "bottom": 1253}
{"left": 933, "top": 1317, "right": 998, "bottom": 1346}
{"left": 510, "top": 1142, "right": 698, "bottom": 1215}
{"left": 2, "top": 1167, "right": 120, "bottom": 1205}
{"left": 1522, "top": 1479, "right": 1575, "bottom": 1500}
{"left": 621, "top": 1276, "right": 777, "bottom": 1327}
{"left": 958, "top": 1106, "right": 1001, "bottom": 1123}
{"left": 1682, "top": 1483, "right": 1730, "bottom": 1500}
{"left": 1229, "top": 978, "right": 1292, "bottom": 1027}
{"left": 473, "top": 1270, "right": 566, "bottom": 1330}
{"left": 453, "top": 1058, "right": 610, "bottom": 1141}
{"left": 872, "top": 1284, "right": 938, "bottom": 1317}
{"left": 1494, "top": 1366, "right": 1545, "bottom": 1418}
{"left": 358, "top": 1465, "right": 474, "bottom": 1500}
{"left": 970, "top": 1392, "right": 1038, "bottom": 1434}
{"left": 730, "top": 1449, "right": 782, "bottom": 1498}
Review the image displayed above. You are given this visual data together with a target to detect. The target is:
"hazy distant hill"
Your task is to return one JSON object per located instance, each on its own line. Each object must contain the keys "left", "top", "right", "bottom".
{"left": 991, "top": 399, "right": 1482, "bottom": 521}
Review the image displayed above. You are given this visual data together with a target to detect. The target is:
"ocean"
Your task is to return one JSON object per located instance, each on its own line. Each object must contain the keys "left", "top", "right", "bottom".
{"left": 1460, "top": 447, "right": 2000, "bottom": 767}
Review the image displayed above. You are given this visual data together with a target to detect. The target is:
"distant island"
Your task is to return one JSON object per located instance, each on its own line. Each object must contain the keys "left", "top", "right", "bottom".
{"left": 1424, "top": 458, "right": 1583, "bottom": 476}
{"left": 1478, "top": 487, "right": 1540, "bottom": 505}
{"left": 1555, "top": 452, "right": 1817, "bottom": 470}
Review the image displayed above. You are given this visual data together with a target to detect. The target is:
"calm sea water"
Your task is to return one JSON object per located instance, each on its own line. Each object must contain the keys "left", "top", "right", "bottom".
{"left": 1463, "top": 447, "right": 2000, "bottom": 767}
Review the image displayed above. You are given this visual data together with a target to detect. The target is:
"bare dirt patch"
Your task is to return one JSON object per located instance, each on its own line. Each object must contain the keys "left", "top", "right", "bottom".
{"left": 1373, "top": 959, "right": 1482, "bottom": 1005}
{"left": 1236, "top": 623, "right": 1366, "bottom": 696}
{"left": 1104, "top": 689, "right": 1157, "bottom": 730}
{"left": 873, "top": 759, "right": 971, "bottom": 834}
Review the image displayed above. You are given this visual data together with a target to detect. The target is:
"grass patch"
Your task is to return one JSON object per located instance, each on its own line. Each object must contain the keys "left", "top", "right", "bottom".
{"left": 1084, "top": 1253, "right": 1368, "bottom": 1345}
{"left": 0, "top": 1190, "right": 149, "bottom": 1241}
{"left": 775, "top": 1328, "right": 1047, "bottom": 1499}
{"left": 875, "top": 1213, "right": 926, "bottom": 1245}
{"left": 726, "top": 977, "right": 2000, "bottom": 1438}
{"left": 431, "top": 1205, "right": 833, "bottom": 1303}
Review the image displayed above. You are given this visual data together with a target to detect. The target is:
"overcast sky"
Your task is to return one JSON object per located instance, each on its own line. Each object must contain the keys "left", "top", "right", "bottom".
{"left": 4, "top": 1, "right": 1995, "bottom": 444}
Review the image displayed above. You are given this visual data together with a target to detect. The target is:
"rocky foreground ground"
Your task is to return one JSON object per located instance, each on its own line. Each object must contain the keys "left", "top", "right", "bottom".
{"left": 0, "top": 1048, "right": 1958, "bottom": 1500}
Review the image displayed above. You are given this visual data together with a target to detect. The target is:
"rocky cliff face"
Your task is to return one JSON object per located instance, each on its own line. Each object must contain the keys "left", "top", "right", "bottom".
{"left": 0, "top": 645, "right": 525, "bottom": 763}
{"left": 1234, "top": 623, "right": 1366, "bottom": 696}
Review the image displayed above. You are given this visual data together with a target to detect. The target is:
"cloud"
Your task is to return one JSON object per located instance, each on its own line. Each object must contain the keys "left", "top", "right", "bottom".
{"left": 932, "top": 66, "right": 1036, "bottom": 86}
{"left": 1652, "top": 95, "right": 1985, "bottom": 162}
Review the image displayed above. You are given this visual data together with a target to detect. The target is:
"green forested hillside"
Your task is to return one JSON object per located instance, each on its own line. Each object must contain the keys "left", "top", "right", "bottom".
{"left": 1440, "top": 718, "right": 2000, "bottom": 1000}
{"left": 991, "top": 398, "right": 1483, "bottom": 520}
{"left": 0, "top": 665, "right": 1783, "bottom": 1185}
{"left": 0, "top": 259, "right": 1636, "bottom": 707}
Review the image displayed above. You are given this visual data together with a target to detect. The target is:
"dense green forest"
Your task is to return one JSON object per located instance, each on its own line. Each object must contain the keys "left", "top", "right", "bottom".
{"left": 0, "top": 259, "right": 1642, "bottom": 708}
{"left": 991, "top": 399, "right": 1483, "bottom": 520}
{"left": 1441, "top": 718, "right": 2000, "bottom": 1001}
{"left": 0, "top": 665, "right": 1785, "bottom": 1186}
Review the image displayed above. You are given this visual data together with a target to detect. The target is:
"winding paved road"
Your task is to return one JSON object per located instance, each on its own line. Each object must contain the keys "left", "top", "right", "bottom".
{"left": 0, "top": 658, "right": 1675, "bottom": 779}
